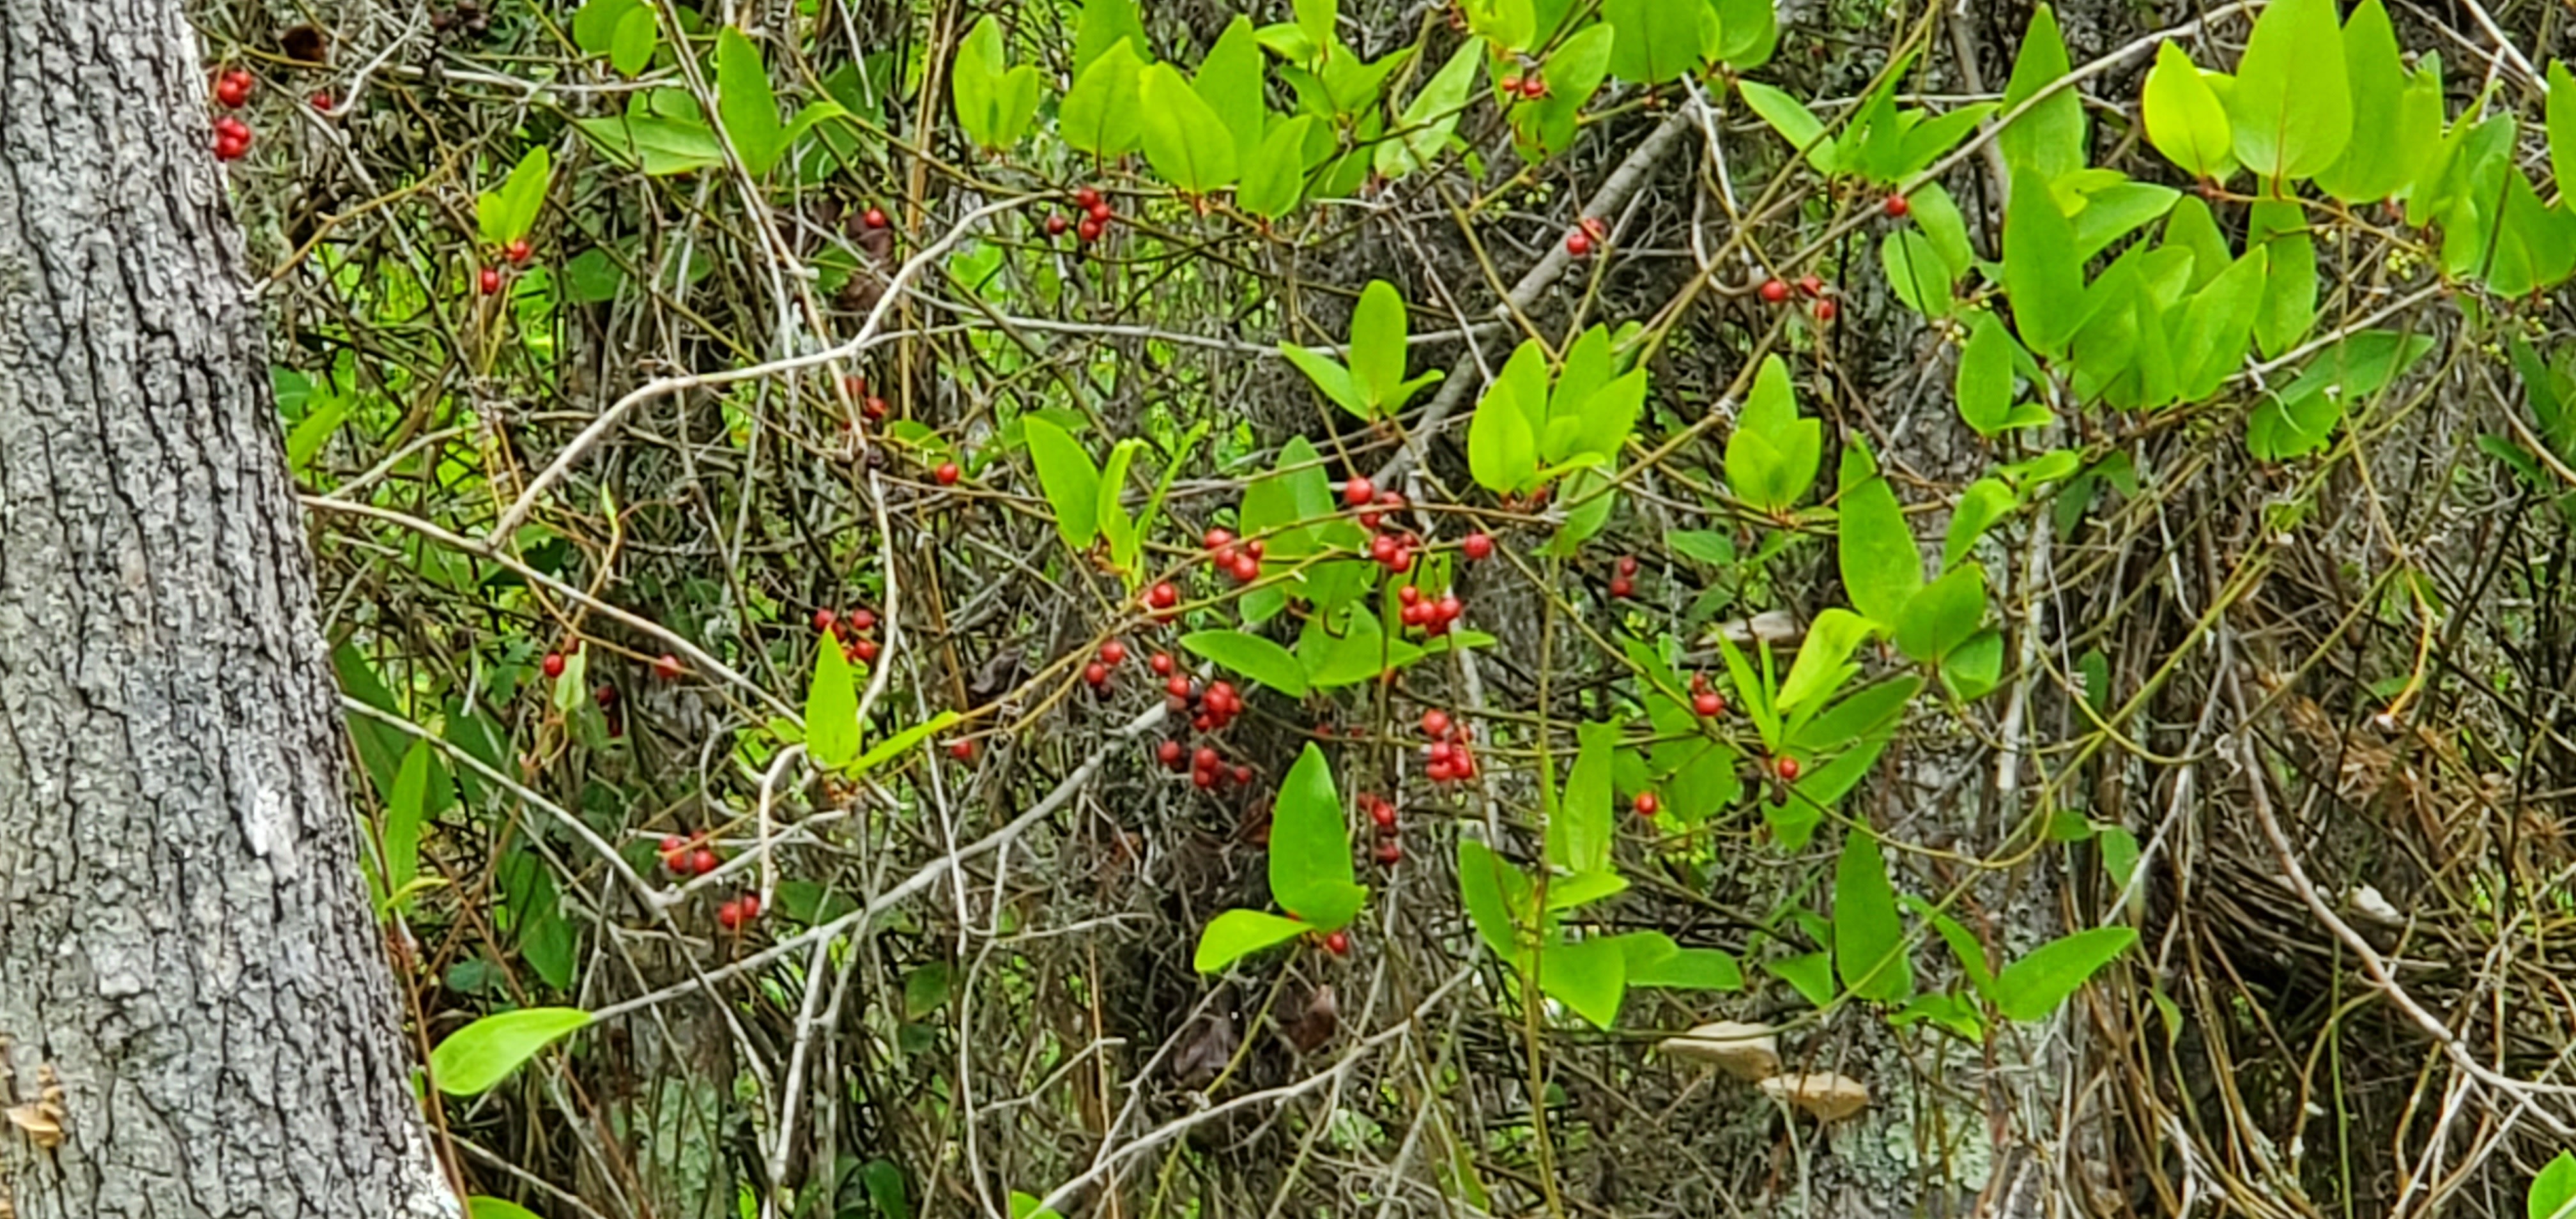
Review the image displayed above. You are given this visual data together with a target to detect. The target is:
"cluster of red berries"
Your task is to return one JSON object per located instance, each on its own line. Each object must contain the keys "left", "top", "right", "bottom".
{"left": 213, "top": 115, "right": 254, "bottom": 161}
{"left": 1173, "top": 671, "right": 1248, "bottom": 733}
{"left": 1082, "top": 638, "right": 1127, "bottom": 689}
{"left": 714, "top": 892, "right": 763, "bottom": 931}
{"left": 1688, "top": 670, "right": 1725, "bottom": 719}
{"left": 816, "top": 606, "right": 882, "bottom": 664}
{"left": 1497, "top": 72, "right": 1548, "bottom": 100}
{"left": 1361, "top": 792, "right": 1402, "bottom": 865}
{"left": 1420, "top": 708, "right": 1478, "bottom": 784}
{"left": 1756, "top": 274, "right": 1836, "bottom": 322}
{"left": 659, "top": 833, "right": 721, "bottom": 878}
{"left": 1395, "top": 584, "right": 1465, "bottom": 635}
{"left": 1565, "top": 215, "right": 1607, "bottom": 257}
{"left": 1609, "top": 554, "right": 1641, "bottom": 599}
{"left": 1046, "top": 186, "right": 1118, "bottom": 243}
{"left": 1346, "top": 477, "right": 1426, "bottom": 574}
{"left": 213, "top": 66, "right": 254, "bottom": 109}
{"left": 477, "top": 238, "right": 535, "bottom": 296}
{"left": 1160, "top": 739, "right": 1257, "bottom": 790}
{"left": 845, "top": 374, "right": 891, "bottom": 424}
{"left": 1202, "top": 528, "right": 1264, "bottom": 585}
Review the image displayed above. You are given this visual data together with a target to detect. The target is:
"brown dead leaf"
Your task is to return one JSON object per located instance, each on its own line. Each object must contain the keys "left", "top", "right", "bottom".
{"left": 1758, "top": 1071, "right": 1869, "bottom": 1123}
{"left": 1658, "top": 1020, "right": 1780, "bottom": 1082}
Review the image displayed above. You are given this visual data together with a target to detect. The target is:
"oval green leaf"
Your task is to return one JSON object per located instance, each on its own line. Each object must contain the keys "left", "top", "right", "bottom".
{"left": 431, "top": 1007, "right": 592, "bottom": 1096}
{"left": 1181, "top": 629, "right": 1310, "bottom": 696}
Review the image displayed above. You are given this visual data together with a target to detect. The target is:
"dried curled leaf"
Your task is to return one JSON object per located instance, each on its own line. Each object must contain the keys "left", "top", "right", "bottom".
{"left": 1657, "top": 1020, "right": 1780, "bottom": 1082}
{"left": 1758, "top": 1071, "right": 1869, "bottom": 1123}
{"left": 7, "top": 1101, "right": 62, "bottom": 1149}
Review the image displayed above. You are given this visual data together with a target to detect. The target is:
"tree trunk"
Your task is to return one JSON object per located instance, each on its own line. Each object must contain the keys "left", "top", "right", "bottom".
{"left": 0, "top": 3, "right": 459, "bottom": 1216}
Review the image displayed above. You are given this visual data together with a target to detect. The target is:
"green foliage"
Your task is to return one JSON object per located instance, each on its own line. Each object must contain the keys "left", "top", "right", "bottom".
{"left": 1194, "top": 745, "right": 1367, "bottom": 973}
{"left": 430, "top": 1008, "right": 592, "bottom": 1095}
{"left": 952, "top": 15, "right": 1041, "bottom": 150}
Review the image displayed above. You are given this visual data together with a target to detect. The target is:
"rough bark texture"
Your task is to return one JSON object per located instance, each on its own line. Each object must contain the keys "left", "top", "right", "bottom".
{"left": 0, "top": 2, "right": 458, "bottom": 1216}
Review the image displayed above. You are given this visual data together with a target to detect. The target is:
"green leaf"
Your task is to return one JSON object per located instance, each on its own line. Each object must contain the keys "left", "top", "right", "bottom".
{"left": 1777, "top": 608, "right": 1872, "bottom": 714}
{"left": 2004, "top": 164, "right": 2085, "bottom": 359}
{"left": 1469, "top": 379, "right": 1538, "bottom": 494}
{"left": 1711, "top": 0, "right": 1777, "bottom": 68}
{"left": 1138, "top": 62, "right": 1239, "bottom": 191}
{"left": 1195, "top": 18, "right": 1267, "bottom": 161}
{"left": 1765, "top": 950, "right": 1836, "bottom": 1008}
{"left": 2175, "top": 247, "right": 2266, "bottom": 399}
{"left": 2141, "top": 42, "right": 2234, "bottom": 181}
{"left": 1377, "top": 40, "right": 1482, "bottom": 178}
{"left": 951, "top": 17, "right": 1039, "bottom": 151}
{"left": 2315, "top": 0, "right": 2411, "bottom": 203}
{"left": 2225, "top": 0, "right": 2349, "bottom": 185}
{"left": 2249, "top": 200, "right": 2316, "bottom": 358}
{"left": 1988, "top": 926, "right": 2136, "bottom": 1020}
{"left": 1280, "top": 344, "right": 1369, "bottom": 418}
{"left": 1349, "top": 280, "right": 1411, "bottom": 410}
{"left": 1943, "top": 477, "right": 2014, "bottom": 569}
{"left": 806, "top": 634, "right": 862, "bottom": 769}
{"left": 1894, "top": 563, "right": 1984, "bottom": 663}
{"left": 478, "top": 147, "right": 553, "bottom": 246}
{"left": 1726, "top": 356, "right": 1820, "bottom": 513}
{"left": 1567, "top": 369, "right": 1646, "bottom": 463}
{"left": 2532, "top": 1151, "right": 2576, "bottom": 1219}
{"left": 1060, "top": 38, "right": 1144, "bottom": 158}
{"left": 1546, "top": 465, "right": 1616, "bottom": 556}
{"left": 1910, "top": 184, "right": 1976, "bottom": 280}
{"left": 1294, "top": 0, "right": 1335, "bottom": 55}
{"left": 2070, "top": 181, "right": 2180, "bottom": 263}
{"left": 573, "top": 112, "right": 724, "bottom": 176}
{"left": 1625, "top": 943, "right": 1744, "bottom": 990}
{"left": 1880, "top": 229, "right": 1954, "bottom": 319}
{"left": 715, "top": 28, "right": 786, "bottom": 176}
{"left": 1836, "top": 470, "right": 1920, "bottom": 628}
{"left": 1072, "top": 0, "right": 1148, "bottom": 73}
{"left": 469, "top": 1200, "right": 546, "bottom": 1219}
{"left": 1833, "top": 831, "right": 1913, "bottom": 1003}
{"left": 1241, "top": 115, "right": 1322, "bottom": 219}
{"left": 1738, "top": 80, "right": 1836, "bottom": 174}
{"left": 1545, "top": 870, "right": 1629, "bottom": 912}
{"left": 846, "top": 710, "right": 962, "bottom": 778}
{"left": 1270, "top": 744, "right": 1366, "bottom": 928}
{"left": 1539, "top": 936, "right": 1629, "bottom": 1029}
{"left": 1457, "top": 838, "right": 1528, "bottom": 960}
{"left": 1605, "top": 0, "right": 1715, "bottom": 86}
{"left": 380, "top": 740, "right": 447, "bottom": 911}
{"left": 431, "top": 1007, "right": 592, "bottom": 1095}
{"left": 1022, "top": 417, "right": 1102, "bottom": 552}
{"left": 1998, "top": 6, "right": 2085, "bottom": 181}
{"left": 1545, "top": 721, "right": 1618, "bottom": 876}
{"left": 1193, "top": 908, "right": 1314, "bottom": 973}
{"left": 1184, "top": 629, "right": 1311, "bottom": 696}
{"left": 610, "top": 6, "right": 657, "bottom": 76}
{"left": 1956, "top": 313, "right": 2021, "bottom": 436}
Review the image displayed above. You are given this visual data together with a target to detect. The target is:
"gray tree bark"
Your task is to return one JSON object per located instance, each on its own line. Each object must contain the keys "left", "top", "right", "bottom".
{"left": 0, "top": 3, "right": 461, "bottom": 1216}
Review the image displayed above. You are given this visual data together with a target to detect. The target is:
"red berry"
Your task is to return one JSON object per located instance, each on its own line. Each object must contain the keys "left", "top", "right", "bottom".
{"left": 1167, "top": 675, "right": 1193, "bottom": 700}
{"left": 739, "top": 893, "right": 761, "bottom": 919}
{"left": 716, "top": 898, "right": 744, "bottom": 930}
{"left": 693, "top": 847, "right": 720, "bottom": 876}
{"left": 1371, "top": 802, "right": 1398, "bottom": 831}
{"left": 1344, "top": 476, "right": 1374, "bottom": 507}
{"left": 1207, "top": 680, "right": 1238, "bottom": 711}
{"left": 1422, "top": 709, "right": 1451, "bottom": 739}
{"left": 310, "top": 91, "right": 333, "bottom": 112}
{"left": 1100, "top": 640, "right": 1126, "bottom": 666}
{"left": 594, "top": 683, "right": 618, "bottom": 707}
{"left": 1565, "top": 230, "right": 1593, "bottom": 256}
{"left": 1436, "top": 594, "right": 1463, "bottom": 622}
{"left": 1397, "top": 585, "right": 1421, "bottom": 606}
{"left": 1883, "top": 194, "right": 1910, "bottom": 218}
{"left": 1149, "top": 652, "right": 1175, "bottom": 676}
{"left": 935, "top": 461, "right": 961, "bottom": 485}
{"left": 849, "top": 609, "right": 877, "bottom": 632}
{"left": 813, "top": 608, "right": 837, "bottom": 633}
{"left": 1147, "top": 582, "right": 1179, "bottom": 610}
{"left": 863, "top": 206, "right": 889, "bottom": 229}
{"left": 1231, "top": 552, "right": 1260, "bottom": 583}
{"left": 1045, "top": 213, "right": 1069, "bottom": 236}
{"left": 1453, "top": 752, "right": 1476, "bottom": 779}
{"left": 1376, "top": 841, "right": 1402, "bottom": 865}
{"left": 1813, "top": 299, "right": 1838, "bottom": 322}
{"left": 1158, "top": 739, "right": 1185, "bottom": 768}
{"left": 479, "top": 266, "right": 502, "bottom": 295}
{"left": 1077, "top": 217, "right": 1103, "bottom": 241}
{"left": 1204, "top": 528, "right": 1233, "bottom": 550}
{"left": 659, "top": 834, "right": 688, "bottom": 866}
{"left": 1798, "top": 274, "right": 1825, "bottom": 298}
{"left": 852, "top": 639, "right": 880, "bottom": 663}
{"left": 541, "top": 652, "right": 565, "bottom": 678}
{"left": 1084, "top": 661, "right": 1109, "bottom": 686}
{"left": 653, "top": 654, "right": 685, "bottom": 681}
{"left": 505, "top": 238, "right": 532, "bottom": 264}
{"left": 1776, "top": 756, "right": 1801, "bottom": 780}
{"left": 1233, "top": 763, "right": 1254, "bottom": 786}
{"left": 1759, "top": 278, "right": 1791, "bottom": 303}
{"left": 1073, "top": 185, "right": 1101, "bottom": 210}
{"left": 1634, "top": 792, "right": 1659, "bottom": 817}
{"left": 1245, "top": 540, "right": 1264, "bottom": 560}
{"left": 1323, "top": 931, "right": 1350, "bottom": 956}
{"left": 863, "top": 395, "right": 889, "bottom": 420}
{"left": 1193, "top": 746, "right": 1220, "bottom": 772}
{"left": 1609, "top": 576, "right": 1634, "bottom": 599}
{"left": 1694, "top": 692, "right": 1724, "bottom": 718}
{"left": 1370, "top": 534, "right": 1398, "bottom": 564}
{"left": 949, "top": 739, "right": 977, "bottom": 760}
{"left": 1617, "top": 555, "right": 1639, "bottom": 576}
{"left": 1087, "top": 199, "right": 1114, "bottom": 223}
{"left": 1501, "top": 73, "right": 1524, "bottom": 95}
{"left": 1462, "top": 532, "right": 1494, "bottom": 561}
{"left": 1520, "top": 75, "right": 1547, "bottom": 99}
{"left": 1192, "top": 768, "right": 1217, "bottom": 788}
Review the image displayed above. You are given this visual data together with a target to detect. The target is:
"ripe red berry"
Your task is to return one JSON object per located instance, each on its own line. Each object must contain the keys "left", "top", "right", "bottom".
{"left": 716, "top": 898, "right": 744, "bottom": 930}
{"left": 1634, "top": 792, "right": 1659, "bottom": 817}
{"left": 1344, "top": 476, "right": 1374, "bottom": 507}
{"left": 541, "top": 652, "right": 565, "bottom": 678}
{"left": 1371, "top": 802, "right": 1398, "bottom": 831}
{"left": 1462, "top": 532, "right": 1494, "bottom": 561}
{"left": 659, "top": 834, "right": 688, "bottom": 868}
{"left": 1045, "top": 213, "right": 1069, "bottom": 236}
{"left": 1520, "top": 75, "right": 1547, "bottom": 99}
{"left": 505, "top": 238, "right": 532, "bottom": 264}
{"left": 850, "top": 609, "right": 877, "bottom": 632}
{"left": 1193, "top": 746, "right": 1220, "bottom": 773}
{"left": 813, "top": 608, "right": 837, "bottom": 633}
{"left": 594, "top": 683, "right": 618, "bottom": 707}
{"left": 852, "top": 638, "right": 880, "bottom": 663}
{"left": 310, "top": 91, "right": 333, "bottom": 113}
{"left": 1100, "top": 639, "right": 1126, "bottom": 666}
{"left": 1776, "top": 756, "right": 1801, "bottom": 781}
{"left": 213, "top": 70, "right": 251, "bottom": 108}
{"left": 653, "top": 654, "right": 685, "bottom": 681}
{"left": 1157, "top": 739, "right": 1185, "bottom": 768}
{"left": 1073, "top": 185, "right": 1101, "bottom": 210}
{"left": 1813, "top": 299, "right": 1838, "bottom": 323}
{"left": 1231, "top": 551, "right": 1260, "bottom": 583}
{"left": 213, "top": 116, "right": 252, "bottom": 160}
{"left": 1609, "top": 576, "right": 1634, "bottom": 599}
{"left": 479, "top": 266, "right": 502, "bottom": 295}
{"left": 1397, "top": 585, "right": 1421, "bottom": 606}
{"left": 1192, "top": 767, "right": 1217, "bottom": 788}
{"left": 1204, "top": 528, "right": 1233, "bottom": 550}
{"left": 1376, "top": 841, "right": 1402, "bottom": 865}
{"left": 863, "top": 395, "right": 889, "bottom": 420}
{"left": 1501, "top": 73, "right": 1524, "bottom": 95}
{"left": 1436, "top": 593, "right": 1463, "bottom": 623}
{"left": 1617, "top": 554, "right": 1639, "bottom": 576}
{"left": 1084, "top": 661, "right": 1110, "bottom": 686}
{"left": 1167, "top": 675, "right": 1193, "bottom": 700}
{"left": 1233, "top": 763, "right": 1254, "bottom": 786}
{"left": 1147, "top": 582, "right": 1179, "bottom": 610}
{"left": 1565, "top": 230, "right": 1592, "bottom": 257}
{"left": 739, "top": 893, "right": 761, "bottom": 919}
{"left": 1422, "top": 709, "right": 1451, "bottom": 739}
{"left": 949, "top": 739, "right": 977, "bottom": 760}
{"left": 935, "top": 461, "right": 961, "bottom": 485}
{"left": 1883, "top": 194, "right": 1910, "bottom": 217}
{"left": 1759, "top": 278, "right": 1790, "bottom": 303}
{"left": 1693, "top": 691, "right": 1724, "bottom": 718}
{"left": 1323, "top": 930, "right": 1350, "bottom": 956}
{"left": 1087, "top": 199, "right": 1114, "bottom": 223}
{"left": 692, "top": 847, "right": 720, "bottom": 876}
{"left": 1149, "top": 652, "right": 1175, "bottom": 675}
{"left": 1077, "top": 217, "right": 1103, "bottom": 242}
{"left": 863, "top": 206, "right": 889, "bottom": 229}
{"left": 1245, "top": 540, "right": 1264, "bottom": 560}
{"left": 1798, "top": 274, "right": 1825, "bottom": 298}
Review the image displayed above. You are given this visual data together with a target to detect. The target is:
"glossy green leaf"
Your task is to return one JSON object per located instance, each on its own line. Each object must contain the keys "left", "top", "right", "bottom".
{"left": 1349, "top": 280, "right": 1411, "bottom": 410}
{"left": 806, "top": 633, "right": 861, "bottom": 769}
{"left": 1546, "top": 721, "right": 1618, "bottom": 875}
{"left": 1738, "top": 80, "right": 1837, "bottom": 174}
{"left": 1833, "top": 831, "right": 1912, "bottom": 1002}
{"left": 951, "top": 16, "right": 1039, "bottom": 151}
{"left": 431, "top": 1007, "right": 592, "bottom": 1095}
{"left": 2315, "top": 0, "right": 2411, "bottom": 203}
{"left": 1910, "top": 183, "right": 1975, "bottom": 278}
{"left": 1280, "top": 344, "right": 1369, "bottom": 418}
{"left": 1765, "top": 949, "right": 1836, "bottom": 1009}
{"left": 1270, "top": 744, "right": 1366, "bottom": 929}
{"left": 1894, "top": 562, "right": 1984, "bottom": 663}
{"left": 1195, "top": 18, "right": 1266, "bottom": 160}
{"left": 1942, "top": 629, "right": 2005, "bottom": 700}
{"left": 1376, "top": 40, "right": 1482, "bottom": 178}
{"left": 846, "top": 710, "right": 962, "bottom": 778}
{"left": 2004, "top": 164, "right": 2084, "bottom": 359}
{"left": 1712, "top": 0, "right": 1777, "bottom": 68}
{"left": 2142, "top": 42, "right": 2233, "bottom": 181}
{"left": 1625, "top": 940, "right": 1744, "bottom": 990}
{"left": 1988, "top": 926, "right": 2136, "bottom": 1020}
{"left": 1837, "top": 470, "right": 1919, "bottom": 628}
{"left": 2249, "top": 201, "right": 2316, "bottom": 358}
{"left": 2175, "top": 247, "right": 2265, "bottom": 399}
{"left": 2531, "top": 1150, "right": 2576, "bottom": 1219}
{"left": 1183, "top": 629, "right": 1310, "bottom": 696}
{"left": 714, "top": 28, "right": 786, "bottom": 176}
{"left": 1138, "top": 63, "right": 1239, "bottom": 191}
{"left": 1546, "top": 870, "right": 1629, "bottom": 912}
{"left": 381, "top": 740, "right": 447, "bottom": 910}
{"left": 469, "top": 1200, "right": 545, "bottom": 1219}
{"left": 1539, "top": 935, "right": 1629, "bottom": 1029}
{"left": 1193, "top": 908, "right": 1314, "bottom": 973}
{"left": 1605, "top": 0, "right": 1715, "bottom": 86}
{"left": 1469, "top": 379, "right": 1537, "bottom": 494}
{"left": 1956, "top": 312, "right": 2020, "bottom": 436}
{"left": 1514, "top": 24, "right": 1614, "bottom": 156}
{"left": 1943, "top": 477, "right": 2013, "bottom": 569}
{"left": 1880, "top": 228, "right": 1953, "bottom": 318}
{"left": 1241, "top": 115, "right": 1322, "bottom": 219}
{"left": 2226, "top": 0, "right": 2349, "bottom": 184}
{"left": 1072, "top": 0, "right": 1149, "bottom": 74}
{"left": 2069, "top": 181, "right": 2180, "bottom": 263}
{"left": 1022, "top": 417, "right": 1101, "bottom": 551}
{"left": 1457, "top": 838, "right": 1527, "bottom": 960}
{"left": 1060, "top": 38, "right": 1144, "bottom": 158}
{"left": 478, "top": 147, "right": 553, "bottom": 246}
{"left": 1568, "top": 369, "right": 1646, "bottom": 461}
{"left": 1998, "top": 6, "right": 2085, "bottom": 181}
{"left": 572, "top": 112, "right": 724, "bottom": 176}
{"left": 1894, "top": 105, "right": 1995, "bottom": 180}
{"left": 1726, "top": 355, "right": 1820, "bottom": 512}
{"left": 1777, "top": 608, "right": 1871, "bottom": 714}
